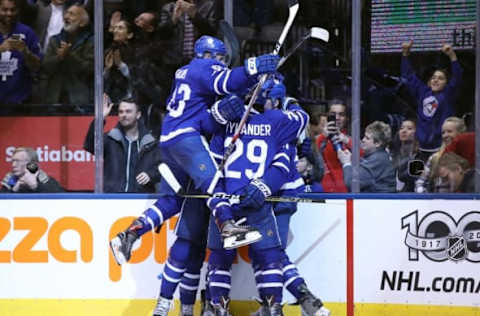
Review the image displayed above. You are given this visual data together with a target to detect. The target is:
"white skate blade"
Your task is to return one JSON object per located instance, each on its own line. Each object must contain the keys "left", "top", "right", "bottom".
{"left": 109, "top": 237, "right": 126, "bottom": 265}
{"left": 223, "top": 231, "right": 262, "bottom": 250}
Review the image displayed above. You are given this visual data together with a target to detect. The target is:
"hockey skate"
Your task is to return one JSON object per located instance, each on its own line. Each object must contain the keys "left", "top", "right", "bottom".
{"left": 249, "top": 297, "right": 266, "bottom": 316}
{"left": 297, "top": 284, "right": 330, "bottom": 316}
{"left": 109, "top": 221, "right": 140, "bottom": 265}
{"left": 152, "top": 296, "right": 172, "bottom": 316}
{"left": 221, "top": 218, "right": 262, "bottom": 250}
{"left": 179, "top": 303, "right": 194, "bottom": 316}
{"left": 262, "top": 295, "right": 284, "bottom": 316}
{"left": 211, "top": 296, "right": 232, "bottom": 316}
{"left": 201, "top": 300, "right": 216, "bottom": 316}
{"left": 200, "top": 290, "right": 216, "bottom": 316}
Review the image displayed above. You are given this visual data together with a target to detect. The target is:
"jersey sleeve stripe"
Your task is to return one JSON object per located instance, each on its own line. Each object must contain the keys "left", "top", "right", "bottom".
{"left": 280, "top": 177, "right": 305, "bottom": 190}
{"left": 222, "top": 69, "right": 232, "bottom": 94}
{"left": 273, "top": 152, "right": 290, "bottom": 162}
{"left": 273, "top": 161, "right": 290, "bottom": 173}
{"left": 213, "top": 70, "right": 228, "bottom": 95}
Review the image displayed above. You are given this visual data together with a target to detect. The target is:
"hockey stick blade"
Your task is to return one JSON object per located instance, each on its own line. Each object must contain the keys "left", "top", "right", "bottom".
{"left": 310, "top": 27, "right": 329, "bottom": 42}
{"left": 182, "top": 193, "right": 325, "bottom": 204}
{"left": 278, "top": 27, "right": 329, "bottom": 69}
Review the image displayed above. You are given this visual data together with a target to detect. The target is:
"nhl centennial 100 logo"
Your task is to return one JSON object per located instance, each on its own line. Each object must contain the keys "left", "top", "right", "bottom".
{"left": 401, "top": 210, "right": 480, "bottom": 262}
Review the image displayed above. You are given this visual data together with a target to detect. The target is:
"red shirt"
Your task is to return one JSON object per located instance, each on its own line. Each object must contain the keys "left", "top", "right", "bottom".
{"left": 445, "top": 132, "right": 475, "bottom": 166}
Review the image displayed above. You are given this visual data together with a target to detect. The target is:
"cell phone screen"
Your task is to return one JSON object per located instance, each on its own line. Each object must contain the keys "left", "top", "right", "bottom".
{"left": 327, "top": 113, "right": 336, "bottom": 123}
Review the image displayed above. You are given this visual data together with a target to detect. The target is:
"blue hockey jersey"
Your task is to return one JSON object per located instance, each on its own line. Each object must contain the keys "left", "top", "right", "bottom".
{"left": 210, "top": 105, "right": 309, "bottom": 195}
{"left": 160, "top": 58, "right": 253, "bottom": 145}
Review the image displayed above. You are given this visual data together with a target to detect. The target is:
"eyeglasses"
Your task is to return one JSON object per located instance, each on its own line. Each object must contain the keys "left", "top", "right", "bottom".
{"left": 11, "top": 159, "right": 28, "bottom": 163}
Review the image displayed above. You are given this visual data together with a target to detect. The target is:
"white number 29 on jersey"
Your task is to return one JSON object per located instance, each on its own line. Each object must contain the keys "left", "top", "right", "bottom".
{"left": 167, "top": 83, "right": 191, "bottom": 118}
{"left": 223, "top": 137, "right": 268, "bottom": 180}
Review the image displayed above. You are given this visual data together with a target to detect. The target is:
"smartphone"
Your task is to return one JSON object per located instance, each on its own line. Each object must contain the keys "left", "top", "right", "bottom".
{"left": 327, "top": 113, "right": 336, "bottom": 125}
{"left": 408, "top": 159, "right": 425, "bottom": 177}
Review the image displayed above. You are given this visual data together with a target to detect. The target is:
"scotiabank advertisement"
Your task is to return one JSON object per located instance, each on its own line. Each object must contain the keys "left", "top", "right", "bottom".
{"left": 0, "top": 117, "right": 116, "bottom": 191}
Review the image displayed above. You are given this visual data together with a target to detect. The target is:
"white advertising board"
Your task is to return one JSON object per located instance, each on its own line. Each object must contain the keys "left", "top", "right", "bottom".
{"left": 354, "top": 199, "right": 480, "bottom": 307}
{"left": 0, "top": 198, "right": 345, "bottom": 303}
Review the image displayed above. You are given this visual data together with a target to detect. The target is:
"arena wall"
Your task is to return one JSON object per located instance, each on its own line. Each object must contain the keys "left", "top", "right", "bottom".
{"left": 0, "top": 195, "right": 478, "bottom": 315}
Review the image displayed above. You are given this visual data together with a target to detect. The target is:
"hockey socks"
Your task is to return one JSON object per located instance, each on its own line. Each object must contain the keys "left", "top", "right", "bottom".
{"left": 207, "top": 249, "right": 236, "bottom": 304}
{"left": 179, "top": 245, "right": 205, "bottom": 305}
{"left": 281, "top": 255, "right": 306, "bottom": 300}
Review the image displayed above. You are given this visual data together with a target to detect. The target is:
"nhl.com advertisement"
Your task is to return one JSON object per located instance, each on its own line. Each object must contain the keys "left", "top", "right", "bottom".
{"left": 354, "top": 200, "right": 480, "bottom": 306}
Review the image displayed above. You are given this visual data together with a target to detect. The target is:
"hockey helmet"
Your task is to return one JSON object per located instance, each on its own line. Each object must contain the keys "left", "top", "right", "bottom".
{"left": 256, "top": 75, "right": 286, "bottom": 108}
{"left": 194, "top": 35, "right": 227, "bottom": 62}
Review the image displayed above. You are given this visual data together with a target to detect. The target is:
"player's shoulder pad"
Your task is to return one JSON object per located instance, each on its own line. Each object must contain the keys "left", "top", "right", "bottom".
{"left": 191, "top": 58, "right": 227, "bottom": 75}
{"left": 282, "top": 97, "right": 299, "bottom": 109}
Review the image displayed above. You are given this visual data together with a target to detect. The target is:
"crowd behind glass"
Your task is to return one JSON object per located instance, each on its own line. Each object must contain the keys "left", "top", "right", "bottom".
{"left": 0, "top": 0, "right": 477, "bottom": 194}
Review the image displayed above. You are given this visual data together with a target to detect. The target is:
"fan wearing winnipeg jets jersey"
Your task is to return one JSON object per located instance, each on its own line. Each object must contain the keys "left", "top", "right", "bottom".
{"left": 205, "top": 97, "right": 309, "bottom": 313}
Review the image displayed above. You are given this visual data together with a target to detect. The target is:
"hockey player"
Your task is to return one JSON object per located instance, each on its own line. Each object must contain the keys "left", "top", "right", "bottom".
{"left": 152, "top": 193, "right": 210, "bottom": 316}
{"left": 246, "top": 78, "right": 330, "bottom": 316}
{"left": 110, "top": 35, "right": 280, "bottom": 266}
{"left": 205, "top": 81, "right": 310, "bottom": 316}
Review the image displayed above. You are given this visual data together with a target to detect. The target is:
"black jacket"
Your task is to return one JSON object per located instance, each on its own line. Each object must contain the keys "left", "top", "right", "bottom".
{"left": 84, "top": 119, "right": 162, "bottom": 193}
{"left": 1, "top": 170, "right": 64, "bottom": 193}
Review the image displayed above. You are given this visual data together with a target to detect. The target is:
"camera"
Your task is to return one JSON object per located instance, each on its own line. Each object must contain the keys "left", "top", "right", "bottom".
{"left": 26, "top": 162, "right": 39, "bottom": 174}
{"left": 11, "top": 34, "right": 22, "bottom": 41}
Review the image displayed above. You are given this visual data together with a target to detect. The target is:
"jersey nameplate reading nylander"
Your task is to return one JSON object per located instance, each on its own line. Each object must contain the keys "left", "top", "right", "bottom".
{"left": 226, "top": 122, "right": 272, "bottom": 136}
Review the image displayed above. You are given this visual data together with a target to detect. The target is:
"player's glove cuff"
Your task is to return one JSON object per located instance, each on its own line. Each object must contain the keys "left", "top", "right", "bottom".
{"left": 245, "top": 57, "right": 259, "bottom": 76}
{"left": 211, "top": 100, "right": 228, "bottom": 125}
{"left": 250, "top": 178, "right": 272, "bottom": 198}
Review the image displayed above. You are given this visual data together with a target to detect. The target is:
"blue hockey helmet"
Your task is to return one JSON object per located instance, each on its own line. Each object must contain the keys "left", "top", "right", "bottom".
{"left": 194, "top": 35, "right": 227, "bottom": 62}
{"left": 256, "top": 75, "right": 286, "bottom": 108}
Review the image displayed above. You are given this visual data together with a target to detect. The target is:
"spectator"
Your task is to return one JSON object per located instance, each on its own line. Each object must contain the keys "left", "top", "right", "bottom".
{"left": 434, "top": 152, "right": 473, "bottom": 193}
{"left": 337, "top": 121, "right": 396, "bottom": 192}
{"left": 104, "top": 19, "right": 134, "bottom": 103}
{"left": 157, "top": 0, "right": 217, "bottom": 91}
{"left": 31, "top": 0, "right": 66, "bottom": 53}
{"left": 0, "top": 0, "right": 41, "bottom": 105}
{"left": 83, "top": 95, "right": 162, "bottom": 193}
{"left": 315, "top": 98, "right": 352, "bottom": 192}
{"left": 445, "top": 131, "right": 474, "bottom": 167}
{"left": 415, "top": 116, "right": 466, "bottom": 193}
{"left": 1, "top": 147, "right": 64, "bottom": 193}
{"left": 42, "top": 4, "right": 93, "bottom": 106}
{"left": 401, "top": 41, "right": 463, "bottom": 157}
{"left": 130, "top": 11, "right": 169, "bottom": 136}
{"left": 390, "top": 118, "right": 422, "bottom": 192}
{"left": 296, "top": 156, "right": 323, "bottom": 193}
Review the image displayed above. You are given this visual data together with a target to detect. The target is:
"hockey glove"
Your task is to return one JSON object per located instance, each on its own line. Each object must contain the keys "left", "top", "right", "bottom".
{"left": 298, "top": 137, "right": 313, "bottom": 159}
{"left": 245, "top": 54, "right": 280, "bottom": 76}
{"left": 211, "top": 95, "right": 245, "bottom": 125}
{"left": 238, "top": 178, "right": 272, "bottom": 211}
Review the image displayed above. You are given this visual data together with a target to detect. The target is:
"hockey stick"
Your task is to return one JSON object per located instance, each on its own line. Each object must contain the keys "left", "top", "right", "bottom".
{"left": 207, "top": 0, "right": 300, "bottom": 194}
{"left": 219, "top": 20, "right": 240, "bottom": 67}
{"left": 181, "top": 193, "right": 325, "bottom": 204}
{"left": 158, "top": 163, "right": 325, "bottom": 203}
{"left": 277, "top": 27, "right": 329, "bottom": 68}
